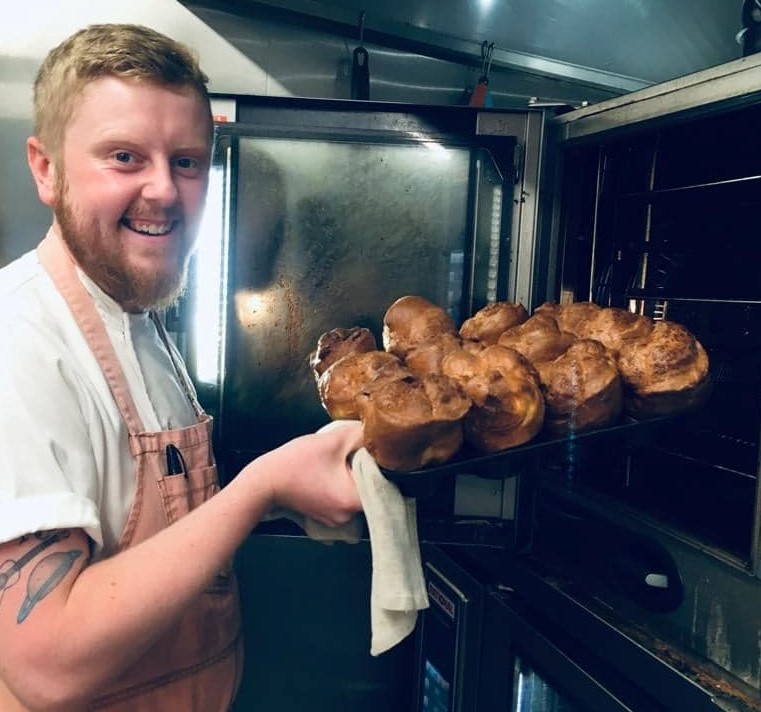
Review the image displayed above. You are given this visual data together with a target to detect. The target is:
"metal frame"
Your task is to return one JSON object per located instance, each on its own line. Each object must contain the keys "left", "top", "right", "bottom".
{"left": 556, "top": 51, "right": 761, "bottom": 142}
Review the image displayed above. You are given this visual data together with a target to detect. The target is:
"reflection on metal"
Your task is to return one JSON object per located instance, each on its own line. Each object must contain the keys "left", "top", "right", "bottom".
{"left": 221, "top": 131, "right": 476, "bottom": 448}
{"left": 477, "top": 110, "right": 547, "bottom": 310}
{"left": 191, "top": 159, "right": 230, "bottom": 386}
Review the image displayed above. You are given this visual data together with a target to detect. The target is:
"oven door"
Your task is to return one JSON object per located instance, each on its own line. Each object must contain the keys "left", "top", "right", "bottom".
{"left": 480, "top": 589, "right": 667, "bottom": 712}
{"left": 413, "top": 544, "right": 492, "bottom": 712}
{"left": 413, "top": 544, "right": 652, "bottom": 712}
{"left": 414, "top": 542, "right": 742, "bottom": 712}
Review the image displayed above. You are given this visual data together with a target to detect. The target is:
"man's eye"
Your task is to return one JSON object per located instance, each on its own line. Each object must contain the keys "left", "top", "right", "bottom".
{"left": 114, "top": 151, "right": 133, "bottom": 164}
{"left": 174, "top": 157, "right": 198, "bottom": 170}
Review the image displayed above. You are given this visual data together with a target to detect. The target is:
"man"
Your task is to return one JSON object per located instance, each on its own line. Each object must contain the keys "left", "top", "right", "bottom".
{"left": 0, "top": 23, "right": 363, "bottom": 711}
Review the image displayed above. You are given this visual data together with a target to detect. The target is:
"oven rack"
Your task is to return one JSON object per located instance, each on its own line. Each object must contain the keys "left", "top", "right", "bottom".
{"left": 381, "top": 412, "right": 683, "bottom": 497}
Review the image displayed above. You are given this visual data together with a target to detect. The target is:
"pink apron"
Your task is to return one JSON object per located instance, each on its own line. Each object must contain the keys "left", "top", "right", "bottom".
{"left": 0, "top": 232, "right": 242, "bottom": 711}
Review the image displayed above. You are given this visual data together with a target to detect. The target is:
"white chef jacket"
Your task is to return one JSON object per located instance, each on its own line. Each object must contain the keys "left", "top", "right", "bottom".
{"left": 0, "top": 247, "right": 197, "bottom": 557}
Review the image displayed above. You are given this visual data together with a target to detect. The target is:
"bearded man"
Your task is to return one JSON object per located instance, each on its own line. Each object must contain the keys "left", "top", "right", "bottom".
{"left": 0, "top": 23, "right": 362, "bottom": 711}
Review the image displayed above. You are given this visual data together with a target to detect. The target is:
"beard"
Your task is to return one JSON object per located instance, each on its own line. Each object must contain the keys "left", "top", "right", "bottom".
{"left": 53, "top": 172, "right": 192, "bottom": 313}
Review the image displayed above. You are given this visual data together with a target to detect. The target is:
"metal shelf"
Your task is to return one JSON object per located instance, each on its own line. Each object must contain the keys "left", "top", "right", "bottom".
{"left": 382, "top": 414, "right": 681, "bottom": 497}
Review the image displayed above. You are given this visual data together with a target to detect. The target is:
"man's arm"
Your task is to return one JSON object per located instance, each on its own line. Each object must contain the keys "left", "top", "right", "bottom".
{"left": 0, "top": 420, "right": 363, "bottom": 711}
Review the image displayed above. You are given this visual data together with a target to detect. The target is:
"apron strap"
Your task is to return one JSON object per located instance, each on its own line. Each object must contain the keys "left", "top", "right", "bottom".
{"left": 149, "top": 311, "right": 204, "bottom": 418}
{"left": 37, "top": 230, "right": 147, "bottom": 436}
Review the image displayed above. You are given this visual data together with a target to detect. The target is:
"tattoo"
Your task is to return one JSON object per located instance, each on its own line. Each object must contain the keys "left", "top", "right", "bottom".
{"left": 0, "top": 530, "right": 70, "bottom": 603}
{"left": 0, "top": 530, "right": 87, "bottom": 622}
{"left": 17, "top": 550, "right": 82, "bottom": 623}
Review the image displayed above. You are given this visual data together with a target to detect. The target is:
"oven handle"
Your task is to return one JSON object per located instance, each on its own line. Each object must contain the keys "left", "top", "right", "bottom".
{"left": 536, "top": 494, "right": 684, "bottom": 612}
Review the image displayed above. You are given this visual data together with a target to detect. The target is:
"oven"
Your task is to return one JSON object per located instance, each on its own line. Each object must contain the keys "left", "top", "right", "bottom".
{"left": 412, "top": 57, "right": 761, "bottom": 712}
{"left": 180, "top": 58, "right": 761, "bottom": 712}
{"left": 414, "top": 540, "right": 755, "bottom": 712}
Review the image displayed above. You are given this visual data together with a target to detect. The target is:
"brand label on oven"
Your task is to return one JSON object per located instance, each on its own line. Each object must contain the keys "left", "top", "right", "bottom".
{"left": 428, "top": 580, "right": 456, "bottom": 621}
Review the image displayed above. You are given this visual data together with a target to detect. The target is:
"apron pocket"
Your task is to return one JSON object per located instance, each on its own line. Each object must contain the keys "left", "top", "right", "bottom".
{"left": 156, "top": 465, "right": 233, "bottom": 593}
{"left": 157, "top": 464, "right": 220, "bottom": 525}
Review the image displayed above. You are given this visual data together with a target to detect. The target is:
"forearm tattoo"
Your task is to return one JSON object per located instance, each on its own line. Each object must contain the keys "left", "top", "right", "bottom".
{"left": 0, "top": 530, "right": 84, "bottom": 623}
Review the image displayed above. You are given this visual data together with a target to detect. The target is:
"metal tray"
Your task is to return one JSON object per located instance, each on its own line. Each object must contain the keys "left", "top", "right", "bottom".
{"left": 380, "top": 414, "right": 680, "bottom": 497}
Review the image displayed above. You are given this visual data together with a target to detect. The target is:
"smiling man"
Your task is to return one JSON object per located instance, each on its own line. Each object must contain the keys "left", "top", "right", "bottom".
{"left": 34, "top": 64, "right": 211, "bottom": 313}
{"left": 0, "top": 24, "right": 363, "bottom": 711}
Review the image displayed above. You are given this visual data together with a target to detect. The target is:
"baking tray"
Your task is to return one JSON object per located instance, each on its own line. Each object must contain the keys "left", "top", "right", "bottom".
{"left": 380, "top": 414, "right": 681, "bottom": 497}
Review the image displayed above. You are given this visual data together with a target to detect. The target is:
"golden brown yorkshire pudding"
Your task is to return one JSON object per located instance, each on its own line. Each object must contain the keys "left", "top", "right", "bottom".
{"left": 459, "top": 301, "right": 529, "bottom": 345}
{"left": 576, "top": 307, "right": 654, "bottom": 359}
{"left": 356, "top": 373, "right": 472, "bottom": 471}
{"left": 533, "top": 302, "right": 562, "bottom": 320}
{"left": 539, "top": 339, "right": 623, "bottom": 434}
{"left": 382, "top": 295, "right": 457, "bottom": 359}
{"left": 537, "top": 301, "right": 603, "bottom": 338}
{"left": 317, "top": 350, "right": 410, "bottom": 420}
{"left": 309, "top": 326, "right": 377, "bottom": 379}
{"left": 404, "top": 332, "right": 464, "bottom": 376}
{"left": 497, "top": 313, "right": 577, "bottom": 365}
{"left": 617, "top": 321, "right": 710, "bottom": 418}
{"left": 443, "top": 344, "right": 545, "bottom": 452}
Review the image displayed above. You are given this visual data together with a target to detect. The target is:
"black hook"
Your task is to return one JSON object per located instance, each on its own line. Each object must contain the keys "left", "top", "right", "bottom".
{"left": 358, "top": 10, "right": 366, "bottom": 44}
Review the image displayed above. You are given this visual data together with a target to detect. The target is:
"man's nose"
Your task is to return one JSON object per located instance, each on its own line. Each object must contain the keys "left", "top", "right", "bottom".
{"left": 142, "top": 162, "right": 179, "bottom": 205}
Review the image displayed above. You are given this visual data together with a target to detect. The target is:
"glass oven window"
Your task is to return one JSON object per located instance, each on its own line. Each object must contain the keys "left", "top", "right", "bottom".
{"left": 514, "top": 657, "right": 583, "bottom": 712}
{"left": 422, "top": 659, "right": 451, "bottom": 712}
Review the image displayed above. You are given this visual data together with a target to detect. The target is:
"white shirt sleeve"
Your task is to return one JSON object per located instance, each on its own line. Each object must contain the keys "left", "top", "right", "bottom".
{"left": 0, "top": 309, "right": 104, "bottom": 548}
{"left": 0, "top": 253, "right": 197, "bottom": 555}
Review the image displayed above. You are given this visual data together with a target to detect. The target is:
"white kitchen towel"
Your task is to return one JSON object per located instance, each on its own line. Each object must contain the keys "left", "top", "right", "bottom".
{"left": 263, "top": 439, "right": 429, "bottom": 656}
{"left": 350, "top": 446, "right": 430, "bottom": 656}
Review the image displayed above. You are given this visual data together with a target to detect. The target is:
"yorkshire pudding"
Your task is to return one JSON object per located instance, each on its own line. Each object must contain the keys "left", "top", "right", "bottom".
{"left": 317, "top": 350, "right": 409, "bottom": 420}
{"left": 310, "top": 326, "right": 377, "bottom": 379}
{"left": 576, "top": 307, "right": 654, "bottom": 359}
{"left": 536, "top": 301, "right": 603, "bottom": 337}
{"left": 356, "top": 373, "right": 472, "bottom": 471}
{"left": 382, "top": 295, "right": 457, "bottom": 359}
{"left": 404, "top": 332, "right": 464, "bottom": 376}
{"left": 497, "top": 313, "right": 577, "bottom": 365}
{"left": 617, "top": 321, "right": 710, "bottom": 418}
{"left": 539, "top": 339, "right": 623, "bottom": 434}
{"left": 459, "top": 301, "right": 528, "bottom": 345}
{"left": 442, "top": 344, "right": 545, "bottom": 452}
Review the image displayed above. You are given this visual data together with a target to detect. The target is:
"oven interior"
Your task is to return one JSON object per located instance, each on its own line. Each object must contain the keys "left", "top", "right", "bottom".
{"left": 552, "top": 100, "right": 761, "bottom": 569}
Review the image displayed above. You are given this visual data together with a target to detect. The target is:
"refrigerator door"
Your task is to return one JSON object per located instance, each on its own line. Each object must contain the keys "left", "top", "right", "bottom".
{"left": 183, "top": 101, "right": 520, "bottom": 477}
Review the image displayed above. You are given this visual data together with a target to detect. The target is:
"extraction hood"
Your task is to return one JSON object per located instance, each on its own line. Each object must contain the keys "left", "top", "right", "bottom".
{"left": 183, "top": 0, "right": 744, "bottom": 96}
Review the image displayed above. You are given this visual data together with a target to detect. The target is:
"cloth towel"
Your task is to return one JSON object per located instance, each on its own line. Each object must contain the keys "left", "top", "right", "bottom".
{"left": 266, "top": 444, "right": 429, "bottom": 656}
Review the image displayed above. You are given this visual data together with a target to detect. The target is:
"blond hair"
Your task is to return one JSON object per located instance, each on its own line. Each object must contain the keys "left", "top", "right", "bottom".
{"left": 34, "top": 23, "right": 211, "bottom": 157}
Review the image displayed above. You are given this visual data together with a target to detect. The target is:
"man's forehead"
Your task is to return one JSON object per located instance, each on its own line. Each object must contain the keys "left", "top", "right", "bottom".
{"left": 66, "top": 76, "right": 212, "bottom": 145}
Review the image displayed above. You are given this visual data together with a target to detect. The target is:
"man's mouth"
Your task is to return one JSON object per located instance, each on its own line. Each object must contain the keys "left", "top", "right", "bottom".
{"left": 122, "top": 218, "right": 177, "bottom": 236}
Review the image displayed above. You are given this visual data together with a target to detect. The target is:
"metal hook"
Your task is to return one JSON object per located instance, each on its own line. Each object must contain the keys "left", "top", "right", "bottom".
{"left": 358, "top": 10, "right": 366, "bottom": 44}
{"left": 480, "top": 41, "right": 495, "bottom": 78}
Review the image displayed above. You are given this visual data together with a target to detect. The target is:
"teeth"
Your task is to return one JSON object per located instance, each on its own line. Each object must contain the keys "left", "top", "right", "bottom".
{"left": 128, "top": 221, "right": 173, "bottom": 236}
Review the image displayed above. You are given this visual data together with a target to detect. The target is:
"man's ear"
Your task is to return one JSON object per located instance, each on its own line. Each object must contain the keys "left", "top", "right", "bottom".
{"left": 26, "top": 136, "right": 57, "bottom": 207}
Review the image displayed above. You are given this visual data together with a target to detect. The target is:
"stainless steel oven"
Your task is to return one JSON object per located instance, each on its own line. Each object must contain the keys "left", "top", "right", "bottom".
{"left": 416, "top": 534, "right": 761, "bottom": 711}
{"left": 184, "top": 56, "right": 761, "bottom": 712}
{"left": 412, "top": 57, "right": 761, "bottom": 712}
{"left": 415, "top": 541, "right": 746, "bottom": 712}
